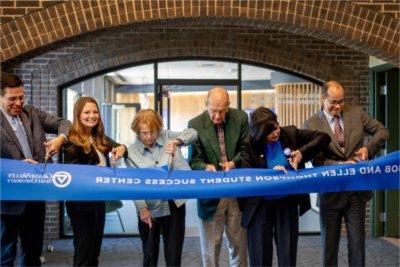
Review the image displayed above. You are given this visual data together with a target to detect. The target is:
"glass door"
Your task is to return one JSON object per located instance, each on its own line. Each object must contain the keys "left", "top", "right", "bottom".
{"left": 156, "top": 83, "right": 237, "bottom": 236}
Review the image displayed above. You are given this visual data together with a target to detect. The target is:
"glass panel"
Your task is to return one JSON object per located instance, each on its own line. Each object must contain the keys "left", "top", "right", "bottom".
{"left": 109, "top": 63, "right": 155, "bottom": 111}
{"left": 112, "top": 104, "right": 139, "bottom": 147}
{"left": 241, "top": 64, "right": 275, "bottom": 115}
{"left": 65, "top": 89, "right": 80, "bottom": 121}
{"left": 158, "top": 60, "right": 238, "bottom": 79}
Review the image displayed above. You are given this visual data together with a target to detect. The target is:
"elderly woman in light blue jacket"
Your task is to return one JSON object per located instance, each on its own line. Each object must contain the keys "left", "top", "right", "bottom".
{"left": 125, "top": 109, "right": 197, "bottom": 267}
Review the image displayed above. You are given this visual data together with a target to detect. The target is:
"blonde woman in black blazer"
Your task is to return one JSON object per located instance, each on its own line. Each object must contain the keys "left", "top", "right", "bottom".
{"left": 63, "top": 97, "right": 126, "bottom": 266}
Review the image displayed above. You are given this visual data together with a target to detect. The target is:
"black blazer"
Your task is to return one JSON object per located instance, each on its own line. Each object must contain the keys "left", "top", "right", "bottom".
{"left": 239, "top": 125, "right": 331, "bottom": 228}
{"left": 63, "top": 136, "right": 121, "bottom": 211}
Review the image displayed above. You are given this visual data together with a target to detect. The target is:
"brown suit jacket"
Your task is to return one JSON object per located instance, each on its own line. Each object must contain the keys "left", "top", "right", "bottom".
{"left": 303, "top": 105, "right": 389, "bottom": 207}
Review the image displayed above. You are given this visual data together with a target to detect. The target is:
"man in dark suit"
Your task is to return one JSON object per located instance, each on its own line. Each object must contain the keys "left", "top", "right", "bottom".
{"left": 303, "top": 80, "right": 389, "bottom": 266}
{"left": 188, "top": 87, "right": 248, "bottom": 267}
{"left": 0, "top": 72, "right": 71, "bottom": 266}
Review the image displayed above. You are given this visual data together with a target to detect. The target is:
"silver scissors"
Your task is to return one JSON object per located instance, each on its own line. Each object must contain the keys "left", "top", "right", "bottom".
{"left": 126, "top": 156, "right": 138, "bottom": 168}
{"left": 41, "top": 154, "right": 50, "bottom": 174}
{"left": 167, "top": 154, "right": 174, "bottom": 178}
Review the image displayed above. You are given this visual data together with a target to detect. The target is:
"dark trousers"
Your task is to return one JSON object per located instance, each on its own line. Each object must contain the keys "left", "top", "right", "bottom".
{"left": 66, "top": 202, "right": 106, "bottom": 267}
{"left": 138, "top": 201, "right": 185, "bottom": 267}
{"left": 320, "top": 193, "right": 366, "bottom": 267}
{"left": 1, "top": 201, "right": 45, "bottom": 267}
{"left": 247, "top": 198, "right": 299, "bottom": 267}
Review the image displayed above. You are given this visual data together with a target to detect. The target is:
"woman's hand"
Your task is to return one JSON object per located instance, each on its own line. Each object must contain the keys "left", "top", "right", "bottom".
{"left": 273, "top": 165, "right": 288, "bottom": 174}
{"left": 289, "top": 150, "right": 302, "bottom": 170}
{"left": 112, "top": 145, "right": 126, "bottom": 161}
{"left": 139, "top": 208, "right": 153, "bottom": 228}
{"left": 23, "top": 158, "right": 38, "bottom": 164}
{"left": 205, "top": 164, "right": 217, "bottom": 172}
{"left": 164, "top": 139, "right": 182, "bottom": 155}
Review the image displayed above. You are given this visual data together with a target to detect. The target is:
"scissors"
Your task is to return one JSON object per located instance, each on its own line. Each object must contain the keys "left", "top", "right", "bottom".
{"left": 126, "top": 156, "right": 139, "bottom": 167}
{"left": 41, "top": 153, "right": 50, "bottom": 174}
{"left": 167, "top": 154, "right": 174, "bottom": 178}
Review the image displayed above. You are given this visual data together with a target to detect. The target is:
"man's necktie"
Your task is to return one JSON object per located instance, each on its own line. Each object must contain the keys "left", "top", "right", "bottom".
{"left": 334, "top": 116, "right": 345, "bottom": 149}
{"left": 216, "top": 124, "right": 228, "bottom": 163}
{"left": 11, "top": 117, "right": 33, "bottom": 159}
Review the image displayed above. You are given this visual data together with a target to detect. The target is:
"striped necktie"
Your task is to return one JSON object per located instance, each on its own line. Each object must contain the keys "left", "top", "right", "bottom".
{"left": 334, "top": 116, "right": 345, "bottom": 149}
{"left": 11, "top": 117, "right": 33, "bottom": 158}
{"left": 216, "top": 124, "right": 228, "bottom": 163}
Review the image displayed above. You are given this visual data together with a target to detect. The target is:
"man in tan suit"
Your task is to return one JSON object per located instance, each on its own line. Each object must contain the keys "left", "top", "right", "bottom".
{"left": 303, "top": 81, "right": 389, "bottom": 266}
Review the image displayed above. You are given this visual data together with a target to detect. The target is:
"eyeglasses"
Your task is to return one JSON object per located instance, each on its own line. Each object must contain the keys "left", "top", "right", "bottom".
{"left": 138, "top": 131, "right": 157, "bottom": 138}
{"left": 208, "top": 106, "right": 229, "bottom": 116}
{"left": 325, "top": 98, "right": 345, "bottom": 106}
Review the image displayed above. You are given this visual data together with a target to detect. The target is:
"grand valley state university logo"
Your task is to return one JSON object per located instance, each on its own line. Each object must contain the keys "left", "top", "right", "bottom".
{"left": 52, "top": 171, "right": 72, "bottom": 188}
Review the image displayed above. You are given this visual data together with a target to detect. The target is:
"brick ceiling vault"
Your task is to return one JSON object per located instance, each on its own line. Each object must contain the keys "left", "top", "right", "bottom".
{"left": 1, "top": 0, "right": 399, "bottom": 66}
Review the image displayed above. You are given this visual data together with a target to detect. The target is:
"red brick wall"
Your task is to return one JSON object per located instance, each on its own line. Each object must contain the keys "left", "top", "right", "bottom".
{"left": 352, "top": 0, "right": 400, "bottom": 18}
{"left": 0, "top": 0, "right": 68, "bottom": 24}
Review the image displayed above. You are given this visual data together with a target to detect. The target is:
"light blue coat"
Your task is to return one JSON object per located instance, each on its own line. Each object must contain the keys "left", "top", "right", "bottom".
{"left": 125, "top": 128, "right": 197, "bottom": 217}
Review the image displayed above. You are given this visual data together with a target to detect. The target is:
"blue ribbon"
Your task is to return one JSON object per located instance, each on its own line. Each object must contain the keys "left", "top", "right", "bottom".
{"left": 1, "top": 151, "right": 399, "bottom": 201}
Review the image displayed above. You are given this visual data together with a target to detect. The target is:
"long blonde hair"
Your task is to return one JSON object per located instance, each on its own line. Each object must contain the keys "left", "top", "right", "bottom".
{"left": 68, "top": 97, "right": 108, "bottom": 153}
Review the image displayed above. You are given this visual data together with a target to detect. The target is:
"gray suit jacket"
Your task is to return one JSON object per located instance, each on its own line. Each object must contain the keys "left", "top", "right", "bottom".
{"left": 303, "top": 105, "right": 389, "bottom": 208}
{"left": 1, "top": 105, "right": 71, "bottom": 215}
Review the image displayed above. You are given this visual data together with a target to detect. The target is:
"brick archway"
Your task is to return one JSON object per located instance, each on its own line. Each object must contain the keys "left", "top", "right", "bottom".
{"left": 27, "top": 28, "right": 363, "bottom": 116}
{"left": 48, "top": 33, "right": 353, "bottom": 86}
{"left": 1, "top": 0, "right": 399, "bottom": 65}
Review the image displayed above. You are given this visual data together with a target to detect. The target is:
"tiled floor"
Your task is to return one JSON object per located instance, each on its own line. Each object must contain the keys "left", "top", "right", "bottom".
{"left": 17, "top": 236, "right": 399, "bottom": 267}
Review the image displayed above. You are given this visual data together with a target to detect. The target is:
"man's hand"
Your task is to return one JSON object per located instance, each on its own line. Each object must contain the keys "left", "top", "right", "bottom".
{"left": 340, "top": 160, "right": 357, "bottom": 164}
{"left": 112, "top": 145, "right": 126, "bottom": 161}
{"left": 139, "top": 208, "right": 153, "bottom": 228}
{"left": 273, "top": 165, "right": 288, "bottom": 174}
{"left": 289, "top": 150, "right": 302, "bottom": 170}
{"left": 44, "top": 135, "right": 66, "bottom": 159}
{"left": 23, "top": 158, "right": 38, "bottom": 164}
{"left": 354, "top": 147, "right": 369, "bottom": 161}
{"left": 219, "top": 161, "right": 236, "bottom": 172}
{"left": 205, "top": 164, "right": 217, "bottom": 172}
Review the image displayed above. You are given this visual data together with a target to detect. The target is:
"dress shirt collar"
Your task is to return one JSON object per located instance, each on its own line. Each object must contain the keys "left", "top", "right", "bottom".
{"left": 133, "top": 131, "right": 165, "bottom": 155}
{"left": 0, "top": 107, "right": 18, "bottom": 125}
{"left": 322, "top": 108, "right": 341, "bottom": 123}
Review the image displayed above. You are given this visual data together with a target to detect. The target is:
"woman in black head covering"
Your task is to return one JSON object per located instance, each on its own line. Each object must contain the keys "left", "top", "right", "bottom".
{"left": 240, "top": 107, "right": 330, "bottom": 267}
